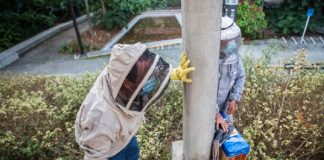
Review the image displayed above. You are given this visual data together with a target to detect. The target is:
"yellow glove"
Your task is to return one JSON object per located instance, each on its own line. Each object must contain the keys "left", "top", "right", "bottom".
{"left": 171, "top": 53, "right": 195, "bottom": 83}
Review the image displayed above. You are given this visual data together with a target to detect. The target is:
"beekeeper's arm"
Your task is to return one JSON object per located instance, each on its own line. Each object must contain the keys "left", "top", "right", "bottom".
{"left": 227, "top": 57, "right": 245, "bottom": 114}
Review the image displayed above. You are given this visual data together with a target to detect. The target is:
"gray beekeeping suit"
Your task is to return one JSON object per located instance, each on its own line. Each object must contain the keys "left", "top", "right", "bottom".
{"left": 217, "top": 16, "right": 245, "bottom": 122}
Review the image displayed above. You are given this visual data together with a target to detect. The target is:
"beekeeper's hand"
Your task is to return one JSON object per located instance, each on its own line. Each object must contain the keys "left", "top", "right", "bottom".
{"left": 171, "top": 53, "right": 195, "bottom": 83}
{"left": 215, "top": 112, "right": 228, "bottom": 132}
{"left": 227, "top": 101, "right": 237, "bottom": 114}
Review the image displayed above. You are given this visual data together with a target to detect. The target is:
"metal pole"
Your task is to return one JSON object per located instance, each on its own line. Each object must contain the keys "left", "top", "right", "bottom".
{"left": 224, "top": 0, "right": 239, "bottom": 21}
{"left": 301, "top": 16, "right": 310, "bottom": 43}
{"left": 301, "top": 8, "right": 315, "bottom": 44}
{"left": 69, "top": 0, "right": 85, "bottom": 56}
{"left": 182, "top": 0, "right": 223, "bottom": 159}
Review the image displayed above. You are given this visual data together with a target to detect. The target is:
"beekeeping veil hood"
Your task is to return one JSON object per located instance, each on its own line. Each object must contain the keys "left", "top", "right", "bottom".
{"left": 220, "top": 16, "right": 241, "bottom": 60}
{"left": 75, "top": 43, "right": 171, "bottom": 159}
{"left": 109, "top": 43, "right": 171, "bottom": 113}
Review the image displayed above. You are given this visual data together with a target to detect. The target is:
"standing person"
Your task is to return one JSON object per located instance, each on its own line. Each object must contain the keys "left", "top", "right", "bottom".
{"left": 215, "top": 16, "right": 245, "bottom": 133}
{"left": 74, "top": 43, "right": 194, "bottom": 160}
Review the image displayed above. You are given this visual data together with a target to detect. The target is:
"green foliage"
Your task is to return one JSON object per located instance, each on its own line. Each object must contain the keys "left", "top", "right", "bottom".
{"left": 166, "top": 0, "right": 181, "bottom": 8}
{"left": 59, "top": 40, "right": 99, "bottom": 54}
{"left": 0, "top": 0, "right": 85, "bottom": 52}
{"left": 237, "top": 0, "right": 268, "bottom": 39}
{"left": 253, "top": 0, "right": 264, "bottom": 7}
{"left": 150, "top": 0, "right": 181, "bottom": 9}
{"left": 0, "top": 74, "right": 96, "bottom": 159}
{"left": 91, "top": 0, "right": 150, "bottom": 30}
{"left": 0, "top": 49, "right": 323, "bottom": 159}
{"left": 265, "top": 0, "right": 324, "bottom": 35}
{"left": 137, "top": 82, "right": 183, "bottom": 159}
{"left": 239, "top": 49, "right": 324, "bottom": 159}
{"left": 150, "top": 0, "right": 168, "bottom": 9}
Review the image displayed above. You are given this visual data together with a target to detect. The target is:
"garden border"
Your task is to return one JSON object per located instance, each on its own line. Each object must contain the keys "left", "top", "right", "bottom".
{"left": 86, "top": 10, "right": 182, "bottom": 58}
{"left": 99, "top": 10, "right": 182, "bottom": 50}
{"left": 87, "top": 10, "right": 182, "bottom": 58}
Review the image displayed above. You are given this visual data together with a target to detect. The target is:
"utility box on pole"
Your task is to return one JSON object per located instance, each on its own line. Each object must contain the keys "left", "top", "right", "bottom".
{"left": 182, "top": 0, "right": 223, "bottom": 159}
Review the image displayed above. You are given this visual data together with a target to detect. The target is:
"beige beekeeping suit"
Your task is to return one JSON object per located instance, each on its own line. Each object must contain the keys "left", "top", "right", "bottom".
{"left": 74, "top": 43, "right": 171, "bottom": 160}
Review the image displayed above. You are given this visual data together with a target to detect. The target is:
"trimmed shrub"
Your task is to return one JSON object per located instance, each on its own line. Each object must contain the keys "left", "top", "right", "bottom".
{"left": 0, "top": 50, "right": 323, "bottom": 159}
{"left": 0, "top": 74, "right": 95, "bottom": 159}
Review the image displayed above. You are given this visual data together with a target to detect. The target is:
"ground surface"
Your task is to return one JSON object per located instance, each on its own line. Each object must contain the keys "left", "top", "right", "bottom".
{"left": 2, "top": 36, "right": 324, "bottom": 75}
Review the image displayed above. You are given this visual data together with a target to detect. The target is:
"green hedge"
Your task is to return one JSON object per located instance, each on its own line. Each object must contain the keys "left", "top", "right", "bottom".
{"left": 91, "top": 0, "right": 151, "bottom": 30}
{"left": 0, "top": 0, "right": 85, "bottom": 52}
{"left": 0, "top": 75, "right": 94, "bottom": 159}
{"left": 0, "top": 50, "right": 323, "bottom": 159}
{"left": 265, "top": 0, "right": 324, "bottom": 35}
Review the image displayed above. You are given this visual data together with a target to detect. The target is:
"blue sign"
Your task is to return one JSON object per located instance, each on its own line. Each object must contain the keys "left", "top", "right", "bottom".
{"left": 306, "top": 8, "right": 315, "bottom": 17}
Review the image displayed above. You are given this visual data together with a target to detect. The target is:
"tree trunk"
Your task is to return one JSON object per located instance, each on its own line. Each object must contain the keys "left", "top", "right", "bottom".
{"left": 100, "top": 0, "right": 106, "bottom": 15}
{"left": 84, "top": 0, "right": 93, "bottom": 37}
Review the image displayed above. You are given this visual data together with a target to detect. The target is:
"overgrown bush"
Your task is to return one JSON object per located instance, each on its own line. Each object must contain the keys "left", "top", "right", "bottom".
{"left": 0, "top": 73, "right": 182, "bottom": 159}
{"left": 265, "top": 0, "right": 324, "bottom": 35}
{"left": 0, "top": 50, "right": 323, "bottom": 159}
{"left": 238, "top": 49, "right": 324, "bottom": 159}
{"left": 91, "top": 0, "right": 150, "bottom": 30}
{"left": 0, "top": 0, "right": 85, "bottom": 52}
{"left": 236, "top": 0, "right": 268, "bottom": 39}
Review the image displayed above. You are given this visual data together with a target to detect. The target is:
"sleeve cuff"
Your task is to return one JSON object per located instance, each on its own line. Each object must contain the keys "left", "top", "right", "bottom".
{"left": 229, "top": 93, "right": 240, "bottom": 103}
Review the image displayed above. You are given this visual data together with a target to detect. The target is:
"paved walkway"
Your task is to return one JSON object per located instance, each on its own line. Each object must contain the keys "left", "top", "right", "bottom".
{"left": 3, "top": 38, "right": 323, "bottom": 75}
{"left": 0, "top": 21, "right": 112, "bottom": 75}
{"left": 240, "top": 38, "right": 324, "bottom": 64}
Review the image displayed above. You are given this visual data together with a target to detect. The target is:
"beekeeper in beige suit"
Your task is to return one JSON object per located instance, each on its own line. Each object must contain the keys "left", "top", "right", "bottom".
{"left": 74, "top": 43, "right": 194, "bottom": 160}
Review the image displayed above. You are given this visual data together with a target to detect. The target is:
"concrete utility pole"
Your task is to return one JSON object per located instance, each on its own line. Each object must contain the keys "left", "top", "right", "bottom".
{"left": 182, "top": 0, "right": 223, "bottom": 159}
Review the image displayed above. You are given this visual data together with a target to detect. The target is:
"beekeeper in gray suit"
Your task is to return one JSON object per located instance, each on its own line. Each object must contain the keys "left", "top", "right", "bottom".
{"left": 215, "top": 16, "right": 246, "bottom": 132}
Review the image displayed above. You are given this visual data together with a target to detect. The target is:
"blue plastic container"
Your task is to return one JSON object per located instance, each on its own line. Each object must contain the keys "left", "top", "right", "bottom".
{"left": 222, "top": 132, "right": 250, "bottom": 157}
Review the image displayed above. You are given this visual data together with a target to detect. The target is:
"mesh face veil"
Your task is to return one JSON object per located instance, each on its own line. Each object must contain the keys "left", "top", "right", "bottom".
{"left": 116, "top": 49, "right": 171, "bottom": 112}
{"left": 220, "top": 16, "right": 242, "bottom": 59}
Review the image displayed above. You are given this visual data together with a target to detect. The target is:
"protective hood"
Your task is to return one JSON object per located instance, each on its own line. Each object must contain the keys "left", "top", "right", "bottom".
{"left": 75, "top": 43, "right": 171, "bottom": 159}
{"left": 109, "top": 43, "right": 171, "bottom": 113}
{"left": 220, "top": 16, "right": 241, "bottom": 60}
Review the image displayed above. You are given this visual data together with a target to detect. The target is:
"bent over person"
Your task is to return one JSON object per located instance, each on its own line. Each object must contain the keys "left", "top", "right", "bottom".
{"left": 74, "top": 43, "right": 194, "bottom": 160}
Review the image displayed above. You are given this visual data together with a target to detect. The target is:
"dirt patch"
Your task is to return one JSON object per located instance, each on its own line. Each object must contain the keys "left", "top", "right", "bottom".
{"left": 58, "top": 26, "right": 119, "bottom": 54}
{"left": 81, "top": 26, "right": 119, "bottom": 48}
{"left": 119, "top": 16, "right": 182, "bottom": 44}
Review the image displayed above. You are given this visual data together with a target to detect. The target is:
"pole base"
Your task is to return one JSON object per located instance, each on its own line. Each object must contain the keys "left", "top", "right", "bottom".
{"left": 172, "top": 140, "right": 183, "bottom": 160}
